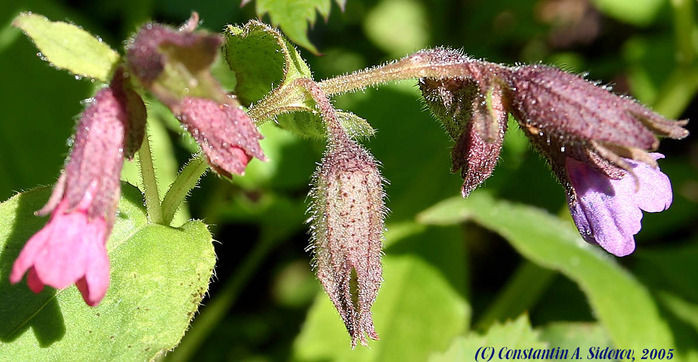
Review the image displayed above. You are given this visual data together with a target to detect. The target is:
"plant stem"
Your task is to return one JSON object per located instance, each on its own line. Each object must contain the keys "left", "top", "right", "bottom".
{"left": 138, "top": 130, "right": 163, "bottom": 224}
{"left": 671, "top": 0, "right": 697, "bottom": 67}
{"left": 247, "top": 51, "right": 504, "bottom": 123}
{"left": 168, "top": 232, "right": 280, "bottom": 362}
{"left": 475, "top": 261, "right": 556, "bottom": 330}
{"left": 161, "top": 154, "right": 208, "bottom": 226}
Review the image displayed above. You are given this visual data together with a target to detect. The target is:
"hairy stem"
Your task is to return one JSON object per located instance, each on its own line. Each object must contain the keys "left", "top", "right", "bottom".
{"left": 138, "top": 130, "right": 163, "bottom": 224}
{"left": 247, "top": 51, "right": 502, "bottom": 123}
{"left": 160, "top": 154, "right": 208, "bottom": 226}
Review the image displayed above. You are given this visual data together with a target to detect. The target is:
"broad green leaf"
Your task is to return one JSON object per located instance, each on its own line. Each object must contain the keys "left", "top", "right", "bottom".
{"left": 224, "top": 20, "right": 311, "bottom": 106}
{"left": 225, "top": 21, "right": 374, "bottom": 139}
{"left": 250, "top": 0, "right": 337, "bottom": 55}
{"left": 538, "top": 322, "right": 612, "bottom": 352}
{"left": 0, "top": 184, "right": 215, "bottom": 359}
{"left": 590, "top": 0, "right": 665, "bottom": 26}
{"left": 293, "top": 224, "right": 468, "bottom": 360}
{"left": 430, "top": 315, "right": 547, "bottom": 362}
{"left": 632, "top": 244, "right": 698, "bottom": 361}
{"left": 13, "top": 12, "right": 119, "bottom": 82}
{"left": 418, "top": 192, "right": 674, "bottom": 349}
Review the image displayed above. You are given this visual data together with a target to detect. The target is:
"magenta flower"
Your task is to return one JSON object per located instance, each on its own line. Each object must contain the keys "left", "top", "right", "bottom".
{"left": 10, "top": 70, "right": 145, "bottom": 306}
{"left": 565, "top": 153, "right": 672, "bottom": 256}
{"left": 10, "top": 183, "right": 110, "bottom": 305}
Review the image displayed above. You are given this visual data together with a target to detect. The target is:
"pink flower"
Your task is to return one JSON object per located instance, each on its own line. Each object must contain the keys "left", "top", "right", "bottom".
{"left": 10, "top": 182, "right": 110, "bottom": 306}
{"left": 10, "top": 69, "right": 144, "bottom": 305}
{"left": 566, "top": 153, "right": 672, "bottom": 256}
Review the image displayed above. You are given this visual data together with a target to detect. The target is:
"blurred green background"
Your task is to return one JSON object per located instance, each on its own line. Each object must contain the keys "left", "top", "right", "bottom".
{"left": 1, "top": 0, "right": 697, "bottom": 360}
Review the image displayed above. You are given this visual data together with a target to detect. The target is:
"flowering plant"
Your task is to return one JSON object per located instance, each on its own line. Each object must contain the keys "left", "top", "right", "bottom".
{"left": 1, "top": 1, "right": 696, "bottom": 360}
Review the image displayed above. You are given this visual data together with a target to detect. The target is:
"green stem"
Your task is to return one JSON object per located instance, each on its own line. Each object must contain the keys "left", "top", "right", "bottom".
{"left": 138, "top": 130, "right": 163, "bottom": 224}
{"left": 161, "top": 154, "right": 209, "bottom": 226}
{"left": 671, "top": 0, "right": 697, "bottom": 66}
{"left": 475, "top": 261, "right": 556, "bottom": 330}
{"left": 168, "top": 232, "right": 279, "bottom": 362}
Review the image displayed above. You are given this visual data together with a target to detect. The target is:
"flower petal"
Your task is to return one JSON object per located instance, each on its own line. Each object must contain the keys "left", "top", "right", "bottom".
{"left": 620, "top": 153, "right": 672, "bottom": 213}
{"left": 566, "top": 157, "right": 639, "bottom": 256}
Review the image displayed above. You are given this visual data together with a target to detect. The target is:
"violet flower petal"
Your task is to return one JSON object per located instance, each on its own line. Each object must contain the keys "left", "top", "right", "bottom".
{"left": 565, "top": 153, "right": 672, "bottom": 257}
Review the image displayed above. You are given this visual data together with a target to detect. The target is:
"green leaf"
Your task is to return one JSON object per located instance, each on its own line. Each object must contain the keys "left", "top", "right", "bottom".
{"left": 430, "top": 315, "right": 547, "bottom": 362}
{"left": 225, "top": 20, "right": 312, "bottom": 106}
{"left": 276, "top": 110, "right": 375, "bottom": 139}
{"left": 13, "top": 12, "right": 120, "bottom": 82}
{"left": 252, "top": 0, "right": 334, "bottom": 55}
{"left": 225, "top": 21, "right": 374, "bottom": 139}
{"left": 293, "top": 223, "right": 468, "bottom": 360}
{"left": 0, "top": 184, "right": 215, "bottom": 359}
{"left": 590, "top": 0, "right": 665, "bottom": 26}
{"left": 418, "top": 192, "right": 675, "bottom": 349}
{"left": 538, "top": 322, "right": 612, "bottom": 352}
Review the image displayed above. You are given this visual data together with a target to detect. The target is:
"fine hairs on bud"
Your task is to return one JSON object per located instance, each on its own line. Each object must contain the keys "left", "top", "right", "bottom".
{"left": 303, "top": 79, "right": 386, "bottom": 347}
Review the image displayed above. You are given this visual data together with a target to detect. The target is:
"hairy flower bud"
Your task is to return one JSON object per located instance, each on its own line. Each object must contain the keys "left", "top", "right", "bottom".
{"left": 419, "top": 49, "right": 509, "bottom": 197}
{"left": 126, "top": 13, "right": 265, "bottom": 177}
{"left": 176, "top": 96, "right": 266, "bottom": 177}
{"left": 308, "top": 137, "right": 385, "bottom": 347}
{"left": 125, "top": 13, "right": 224, "bottom": 105}
{"left": 506, "top": 64, "right": 688, "bottom": 182}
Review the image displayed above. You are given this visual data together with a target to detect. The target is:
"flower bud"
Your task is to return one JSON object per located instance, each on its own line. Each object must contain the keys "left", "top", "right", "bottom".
{"left": 308, "top": 137, "right": 385, "bottom": 347}
{"left": 125, "top": 13, "right": 224, "bottom": 105}
{"left": 176, "top": 96, "right": 266, "bottom": 177}
{"left": 419, "top": 49, "right": 509, "bottom": 197}
{"left": 506, "top": 64, "right": 688, "bottom": 182}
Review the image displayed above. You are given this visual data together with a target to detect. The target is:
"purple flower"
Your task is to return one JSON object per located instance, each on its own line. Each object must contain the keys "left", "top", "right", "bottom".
{"left": 565, "top": 153, "right": 672, "bottom": 256}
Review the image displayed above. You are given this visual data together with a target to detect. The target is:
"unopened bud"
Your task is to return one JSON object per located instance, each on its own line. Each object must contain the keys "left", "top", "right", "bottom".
{"left": 308, "top": 137, "right": 385, "bottom": 347}
{"left": 420, "top": 51, "right": 508, "bottom": 197}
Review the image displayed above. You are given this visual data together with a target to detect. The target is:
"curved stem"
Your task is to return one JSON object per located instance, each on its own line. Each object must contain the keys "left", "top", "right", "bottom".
{"left": 138, "top": 130, "right": 163, "bottom": 224}
{"left": 161, "top": 154, "right": 209, "bottom": 226}
{"left": 247, "top": 51, "right": 503, "bottom": 123}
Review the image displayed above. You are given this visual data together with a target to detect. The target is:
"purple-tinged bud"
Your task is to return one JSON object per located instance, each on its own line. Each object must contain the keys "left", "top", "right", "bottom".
{"left": 505, "top": 65, "right": 688, "bottom": 183}
{"left": 419, "top": 49, "right": 509, "bottom": 197}
{"left": 176, "top": 97, "right": 266, "bottom": 177}
{"left": 308, "top": 136, "right": 385, "bottom": 347}
{"left": 125, "top": 13, "right": 224, "bottom": 105}
{"left": 126, "top": 14, "right": 265, "bottom": 177}
{"left": 112, "top": 68, "right": 146, "bottom": 159}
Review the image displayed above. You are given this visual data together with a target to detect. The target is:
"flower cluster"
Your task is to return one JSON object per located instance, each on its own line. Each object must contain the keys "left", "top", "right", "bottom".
{"left": 420, "top": 48, "right": 689, "bottom": 256}
{"left": 11, "top": 14, "right": 265, "bottom": 305}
